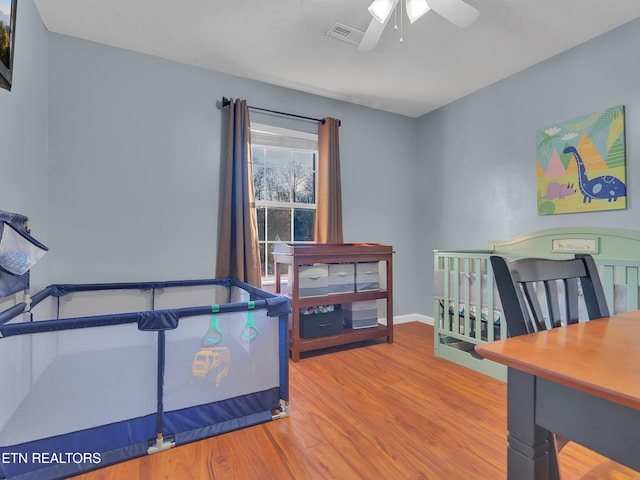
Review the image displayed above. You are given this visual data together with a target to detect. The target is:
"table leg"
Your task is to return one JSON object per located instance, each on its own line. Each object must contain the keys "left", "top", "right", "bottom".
{"left": 507, "top": 368, "right": 557, "bottom": 480}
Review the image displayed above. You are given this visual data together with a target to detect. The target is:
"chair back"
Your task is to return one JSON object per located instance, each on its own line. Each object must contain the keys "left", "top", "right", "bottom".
{"left": 490, "top": 254, "right": 609, "bottom": 337}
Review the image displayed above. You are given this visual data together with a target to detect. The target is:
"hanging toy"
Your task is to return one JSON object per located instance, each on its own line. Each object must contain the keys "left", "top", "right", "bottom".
{"left": 202, "top": 305, "right": 223, "bottom": 346}
{"left": 241, "top": 301, "right": 259, "bottom": 341}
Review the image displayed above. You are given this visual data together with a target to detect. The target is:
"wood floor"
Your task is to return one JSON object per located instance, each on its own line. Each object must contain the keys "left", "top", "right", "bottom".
{"left": 71, "top": 322, "right": 639, "bottom": 479}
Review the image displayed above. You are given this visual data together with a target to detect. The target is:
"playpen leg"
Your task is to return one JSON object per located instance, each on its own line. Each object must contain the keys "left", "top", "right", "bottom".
{"left": 148, "top": 433, "right": 176, "bottom": 454}
{"left": 272, "top": 401, "right": 290, "bottom": 420}
{"left": 147, "top": 331, "right": 176, "bottom": 455}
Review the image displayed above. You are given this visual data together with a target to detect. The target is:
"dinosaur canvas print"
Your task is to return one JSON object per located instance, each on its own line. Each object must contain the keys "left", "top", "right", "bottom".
{"left": 536, "top": 105, "right": 626, "bottom": 215}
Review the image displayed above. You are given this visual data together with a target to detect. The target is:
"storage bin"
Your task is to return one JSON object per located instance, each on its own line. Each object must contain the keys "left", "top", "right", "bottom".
{"left": 291, "top": 264, "right": 329, "bottom": 297}
{"left": 355, "top": 262, "right": 380, "bottom": 291}
{"left": 328, "top": 263, "right": 355, "bottom": 294}
{"left": 299, "top": 305, "right": 343, "bottom": 338}
{"left": 343, "top": 300, "right": 378, "bottom": 329}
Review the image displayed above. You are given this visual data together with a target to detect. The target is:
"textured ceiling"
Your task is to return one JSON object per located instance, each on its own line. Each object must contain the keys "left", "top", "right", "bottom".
{"left": 34, "top": 0, "right": 640, "bottom": 118}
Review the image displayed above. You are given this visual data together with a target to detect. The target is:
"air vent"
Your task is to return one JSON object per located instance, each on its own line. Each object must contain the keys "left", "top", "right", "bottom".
{"left": 326, "top": 22, "right": 364, "bottom": 46}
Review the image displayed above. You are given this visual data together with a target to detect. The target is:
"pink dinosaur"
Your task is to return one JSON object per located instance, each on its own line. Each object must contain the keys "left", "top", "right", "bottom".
{"left": 543, "top": 182, "right": 576, "bottom": 200}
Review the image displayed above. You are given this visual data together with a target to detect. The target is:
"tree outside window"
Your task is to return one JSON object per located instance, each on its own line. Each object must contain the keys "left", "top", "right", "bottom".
{"left": 250, "top": 124, "right": 318, "bottom": 277}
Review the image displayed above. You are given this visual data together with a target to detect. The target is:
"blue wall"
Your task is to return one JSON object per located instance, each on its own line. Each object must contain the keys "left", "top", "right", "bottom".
{"left": 45, "top": 32, "right": 420, "bottom": 315}
{"left": 3, "top": 1, "right": 640, "bottom": 317}
{"left": 0, "top": 0, "right": 48, "bottom": 288}
{"left": 417, "top": 18, "right": 640, "bottom": 314}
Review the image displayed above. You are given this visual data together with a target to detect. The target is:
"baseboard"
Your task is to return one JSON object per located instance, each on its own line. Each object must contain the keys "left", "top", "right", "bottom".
{"left": 395, "top": 313, "right": 433, "bottom": 325}
{"left": 378, "top": 314, "right": 434, "bottom": 326}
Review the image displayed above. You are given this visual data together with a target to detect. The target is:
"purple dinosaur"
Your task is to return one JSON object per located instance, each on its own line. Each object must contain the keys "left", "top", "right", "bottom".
{"left": 543, "top": 182, "right": 576, "bottom": 200}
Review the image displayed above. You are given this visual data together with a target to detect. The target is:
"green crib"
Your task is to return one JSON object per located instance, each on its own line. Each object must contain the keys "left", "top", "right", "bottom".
{"left": 434, "top": 227, "right": 640, "bottom": 381}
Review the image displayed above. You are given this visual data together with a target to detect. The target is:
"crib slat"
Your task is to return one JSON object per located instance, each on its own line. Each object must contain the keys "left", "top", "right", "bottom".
{"left": 601, "top": 265, "right": 615, "bottom": 314}
{"left": 463, "top": 257, "right": 471, "bottom": 337}
{"left": 467, "top": 257, "right": 482, "bottom": 338}
{"left": 626, "top": 266, "right": 639, "bottom": 312}
{"left": 454, "top": 257, "right": 461, "bottom": 334}
{"left": 485, "top": 257, "right": 497, "bottom": 343}
{"left": 438, "top": 257, "right": 451, "bottom": 334}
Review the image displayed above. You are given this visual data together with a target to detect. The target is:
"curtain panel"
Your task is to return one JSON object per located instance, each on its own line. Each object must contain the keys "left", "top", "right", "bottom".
{"left": 314, "top": 117, "right": 344, "bottom": 244}
{"left": 215, "top": 99, "right": 262, "bottom": 287}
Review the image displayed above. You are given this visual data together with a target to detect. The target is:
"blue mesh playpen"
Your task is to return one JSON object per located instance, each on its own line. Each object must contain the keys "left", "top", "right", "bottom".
{"left": 0, "top": 277, "right": 290, "bottom": 480}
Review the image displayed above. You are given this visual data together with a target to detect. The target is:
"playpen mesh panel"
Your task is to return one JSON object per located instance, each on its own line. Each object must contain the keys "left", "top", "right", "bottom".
{"left": 57, "top": 289, "right": 153, "bottom": 318}
{"left": 164, "top": 309, "right": 279, "bottom": 412}
{"left": 29, "top": 295, "right": 58, "bottom": 324}
{"left": 0, "top": 295, "right": 22, "bottom": 316}
{"left": 51, "top": 284, "right": 246, "bottom": 319}
{"left": 153, "top": 284, "right": 232, "bottom": 310}
{"left": 0, "top": 322, "right": 157, "bottom": 448}
{"left": 0, "top": 334, "right": 32, "bottom": 433}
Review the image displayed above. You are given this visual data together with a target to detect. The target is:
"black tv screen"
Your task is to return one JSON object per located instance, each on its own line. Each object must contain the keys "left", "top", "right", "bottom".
{"left": 0, "top": 0, "right": 17, "bottom": 91}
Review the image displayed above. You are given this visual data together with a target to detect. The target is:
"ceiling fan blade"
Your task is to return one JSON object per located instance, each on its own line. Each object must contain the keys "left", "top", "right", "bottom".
{"left": 428, "top": 0, "right": 479, "bottom": 28}
{"left": 358, "top": 18, "right": 386, "bottom": 51}
{"left": 358, "top": 0, "right": 399, "bottom": 51}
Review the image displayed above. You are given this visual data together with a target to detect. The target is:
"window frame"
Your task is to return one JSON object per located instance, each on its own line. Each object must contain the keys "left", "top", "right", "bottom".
{"left": 250, "top": 123, "right": 319, "bottom": 280}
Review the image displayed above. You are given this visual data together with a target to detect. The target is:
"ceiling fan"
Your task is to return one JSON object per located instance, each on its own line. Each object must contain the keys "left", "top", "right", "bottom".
{"left": 359, "top": 0, "right": 479, "bottom": 51}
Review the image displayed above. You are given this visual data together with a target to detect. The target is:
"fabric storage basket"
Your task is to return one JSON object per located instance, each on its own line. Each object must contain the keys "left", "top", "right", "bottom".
{"left": 355, "top": 263, "right": 380, "bottom": 292}
{"left": 0, "top": 222, "right": 48, "bottom": 276}
{"left": 328, "top": 263, "right": 355, "bottom": 294}
{"left": 292, "top": 264, "right": 329, "bottom": 297}
{"left": 343, "top": 300, "right": 378, "bottom": 329}
{"left": 299, "top": 304, "right": 343, "bottom": 338}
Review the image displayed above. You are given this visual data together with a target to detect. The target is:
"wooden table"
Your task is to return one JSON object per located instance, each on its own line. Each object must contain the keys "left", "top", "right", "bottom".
{"left": 475, "top": 311, "right": 640, "bottom": 480}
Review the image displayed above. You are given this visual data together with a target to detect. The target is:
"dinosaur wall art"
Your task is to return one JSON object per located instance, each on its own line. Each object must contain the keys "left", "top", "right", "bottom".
{"left": 536, "top": 105, "right": 626, "bottom": 215}
{"left": 563, "top": 146, "right": 626, "bottom": 203}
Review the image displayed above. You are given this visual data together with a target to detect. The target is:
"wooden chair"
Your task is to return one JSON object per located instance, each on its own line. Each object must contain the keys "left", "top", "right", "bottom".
{"left": 490, "top": 254, "right": 609, "bottom": 337}
{"left": 489, "top": 253, "right": 610, "bottom": 480}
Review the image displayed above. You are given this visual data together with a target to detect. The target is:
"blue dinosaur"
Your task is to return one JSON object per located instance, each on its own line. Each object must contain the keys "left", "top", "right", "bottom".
{"left": 563, "top": 146, "right": 626, "bottom": 203}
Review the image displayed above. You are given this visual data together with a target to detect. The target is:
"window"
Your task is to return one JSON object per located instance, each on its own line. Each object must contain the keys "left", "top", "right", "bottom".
{"left": 250, "top": 123, "right": 318, "bottom": 278}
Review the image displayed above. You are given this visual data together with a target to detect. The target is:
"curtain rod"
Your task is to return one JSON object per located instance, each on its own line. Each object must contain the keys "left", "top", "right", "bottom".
{"left": 220, "top": 97, "right": 340, "bottom": 126}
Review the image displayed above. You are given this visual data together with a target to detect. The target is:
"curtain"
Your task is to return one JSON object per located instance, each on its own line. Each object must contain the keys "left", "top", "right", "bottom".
{"left": 215, "top": 99, "right": 262, "bottom": 287}
{"left": 314, "top": 117, "right": 343, "bottom": 244}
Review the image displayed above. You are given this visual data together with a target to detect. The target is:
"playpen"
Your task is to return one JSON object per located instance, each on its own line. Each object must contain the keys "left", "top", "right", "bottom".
{"left": 434, "top": 227, "right": 640, "bottom": 380}
{"left": 0, "top": 276, "right": 290, "bottom": 480}
{"left": 0, "top": 209, "right": 292, "bottom": 479}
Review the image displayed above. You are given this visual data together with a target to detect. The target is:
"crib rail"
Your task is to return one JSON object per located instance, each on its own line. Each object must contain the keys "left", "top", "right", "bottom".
{"left": 597, "top": 260, "right": 640, "bottom": 313}
{"left": 433, "top": 249, "right": 640, "bottom": 381}
{"left": 433, "top": 251, "right": 507, "bottom": 379}
{"left": 434, "top": 251, "right": 503, "bottom": 341}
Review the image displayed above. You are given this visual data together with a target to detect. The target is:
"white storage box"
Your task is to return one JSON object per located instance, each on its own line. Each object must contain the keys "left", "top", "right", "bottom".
{"left": 355, "top": 262, "right": 380, "bottom": 291}
{"left": 343, "top": 300, "right": 378, "bottom": 329}
{"left": 328, "top": 263, "right": 355, "bottom": 294}
{"left": 291, "top": 264, "right": 329, "bottom": 297}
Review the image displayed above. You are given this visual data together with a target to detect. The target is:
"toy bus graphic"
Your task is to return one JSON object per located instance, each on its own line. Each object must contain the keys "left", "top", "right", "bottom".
{"left": 192, "top": 347, "right": 231, "bottom": 387}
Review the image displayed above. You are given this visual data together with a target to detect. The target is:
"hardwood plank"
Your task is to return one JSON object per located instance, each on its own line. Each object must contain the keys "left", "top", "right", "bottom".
{"left": 70, "top": 323, "right": 640, "bottom": 480}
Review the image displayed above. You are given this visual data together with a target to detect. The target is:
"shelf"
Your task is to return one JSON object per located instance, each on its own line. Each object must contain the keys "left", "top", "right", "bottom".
{"left": 294, "top": 289, "right": 389, "bottom": 308}
{"left": 273, "top": 243, "right": 393, "bottom": 362}
{"left": 292, "top": 324, "right": 390, "bottom": 351}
